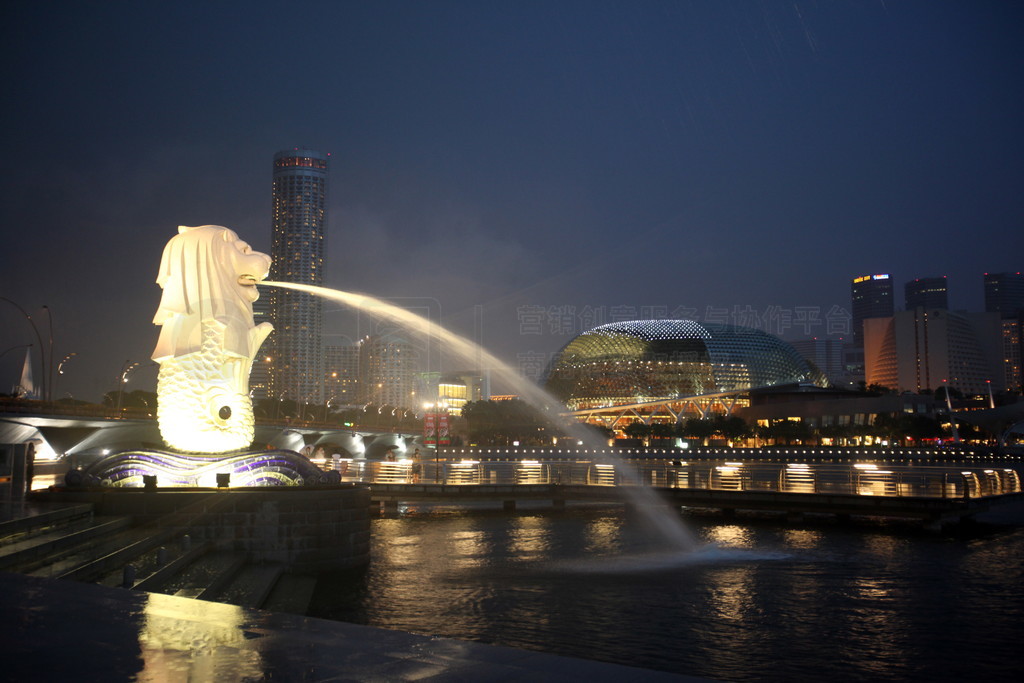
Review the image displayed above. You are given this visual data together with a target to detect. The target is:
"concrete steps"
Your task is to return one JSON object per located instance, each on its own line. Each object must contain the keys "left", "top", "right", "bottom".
{"left": 0, "top": 504, "right": 95, "bottom": 548}
{"left": 262, "top": 573, "right": 318, "bottom": 615}
{"left": 0, "top": 515, "right": 135, "bottom": 574}
{"left": 1, "top": 502, "right": 320, "bottom": 617}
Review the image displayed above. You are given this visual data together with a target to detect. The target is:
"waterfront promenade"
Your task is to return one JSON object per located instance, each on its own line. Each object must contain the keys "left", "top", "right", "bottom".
{"left": 320, "top": 447, "right": 1024, "bottom": 528}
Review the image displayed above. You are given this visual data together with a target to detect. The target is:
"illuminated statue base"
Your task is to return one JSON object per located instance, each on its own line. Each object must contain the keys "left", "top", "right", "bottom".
{"left": 155, "top": 324, "right": 257, "bottom": 453}
{"left": 67, "top": 449, "right": 339, "bottom": 488}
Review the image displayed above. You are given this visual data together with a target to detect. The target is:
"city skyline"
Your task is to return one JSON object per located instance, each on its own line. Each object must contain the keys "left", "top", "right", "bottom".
{"left": 2, "top": 1, "right": 1022, "bottom": 402}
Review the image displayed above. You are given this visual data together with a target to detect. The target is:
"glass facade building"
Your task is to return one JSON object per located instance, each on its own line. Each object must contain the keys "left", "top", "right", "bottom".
{"left": 544, "top": 320, "right": 828, "bottom": 411}
{"left": 905, "top": 276, "right": 948, "bottom": 311}
{"left": 851, "top": 274, "right": 894, "bottom": 347}
{"left": 268, "top": 148, "right": 328, "bottom": 404}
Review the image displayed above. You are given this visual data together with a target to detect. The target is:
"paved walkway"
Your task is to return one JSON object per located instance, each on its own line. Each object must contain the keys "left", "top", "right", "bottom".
{"left": 0, "top": 572, "right": 702, "bottom": 681}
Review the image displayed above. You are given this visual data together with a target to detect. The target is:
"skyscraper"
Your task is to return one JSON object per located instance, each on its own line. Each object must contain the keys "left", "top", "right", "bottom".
{"left": 984, "top": 272, "right": 1024, "bottom": 318}
{"left": 985, "top": 272, "right": 1024, "bottom": 391}
{"left": 268, "top": 148, "right": 329, "bottom": 404}
{"left": 904, "top": 276, "right": 948, "bottom": 311}
{"left": 850, "top": 274, "right": 894, "bottom": 348}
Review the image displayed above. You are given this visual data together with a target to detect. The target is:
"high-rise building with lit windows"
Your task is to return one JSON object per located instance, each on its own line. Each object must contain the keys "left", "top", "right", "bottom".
{"left": 905, "top": 276, "right": 948, "bottom": 311}
{"left": 984, "top": 272, "right": 1024, "bottom": 319}
{"left": 850, "top": 274, "right": 894, "bottom": 347}
{"left": 358, "top": 334, "right": 420, "bottom": 410}
{"left": 325, "top": 343, "right": 361, "bottom": 405}
{"left": 268, "top": 148, "right": 329, "bottom": 404}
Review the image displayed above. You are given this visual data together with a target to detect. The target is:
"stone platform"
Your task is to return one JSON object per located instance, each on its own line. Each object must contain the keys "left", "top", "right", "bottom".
{"left": 0, "top": 571, "right": 698, "bottom": 681}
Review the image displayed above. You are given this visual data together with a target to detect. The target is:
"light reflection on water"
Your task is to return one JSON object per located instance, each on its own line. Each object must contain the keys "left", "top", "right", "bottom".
{"left": 311, "top": 505, "right": 1024, "bottom": 681}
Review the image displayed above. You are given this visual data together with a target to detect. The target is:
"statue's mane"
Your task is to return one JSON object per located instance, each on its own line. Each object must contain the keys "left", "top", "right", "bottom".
{"left": 152, "top": 225, "right": 260, "bottom": 361}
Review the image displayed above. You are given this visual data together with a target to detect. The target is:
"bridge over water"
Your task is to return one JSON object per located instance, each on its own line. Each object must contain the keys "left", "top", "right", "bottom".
{"left": 323, "top": 449, "right": 1024, "bottom": 530}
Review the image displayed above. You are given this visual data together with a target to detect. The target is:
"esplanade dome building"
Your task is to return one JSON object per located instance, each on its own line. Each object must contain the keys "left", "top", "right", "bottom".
{"left": 544, "top": 320, "right": 828, "bottom": 415}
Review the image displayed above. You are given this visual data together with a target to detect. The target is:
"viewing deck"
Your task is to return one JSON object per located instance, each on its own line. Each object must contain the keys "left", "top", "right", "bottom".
{"left": 322, "top": 450, "right": 1024, "bottom": 529}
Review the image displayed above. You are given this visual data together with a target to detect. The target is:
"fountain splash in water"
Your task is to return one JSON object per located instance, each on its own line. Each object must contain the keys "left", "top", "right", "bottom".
{"left": 263, "top": 281, "right": 697, "bottom": 552}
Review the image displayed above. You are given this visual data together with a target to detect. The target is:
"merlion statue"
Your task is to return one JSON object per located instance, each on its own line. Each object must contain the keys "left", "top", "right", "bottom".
{"left": 152, "top": 225, "right": 273, "bottom": 453}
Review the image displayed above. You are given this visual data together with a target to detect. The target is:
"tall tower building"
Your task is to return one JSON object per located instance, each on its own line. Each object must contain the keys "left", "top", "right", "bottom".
{"left": 984, "top": 272, "right": 1024, "bottom": 318}
{"left": 984, "top": 272, "right": 1024, "bottom": 391}
{"left": 268, "top": 148, "right": 329, "bottom": 404}
{"left": 850, "top": 274, "right": 894, "bottom": 348}
{"left": 904, "top": 276, "right": 948, "bottom": 311}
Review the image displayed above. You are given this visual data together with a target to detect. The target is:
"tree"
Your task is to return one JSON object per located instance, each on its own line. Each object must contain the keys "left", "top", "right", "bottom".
{"left": 680, "top": 418, "right": 716, "bottom": 445}
{"left": 715, "top": 415, "right": 750, "bottom": 443}
{"left": 461, "top": 399, "right": 559, "bottom": 446}
{"left": 623, "top": 422, "right": 652, "bottom": 439}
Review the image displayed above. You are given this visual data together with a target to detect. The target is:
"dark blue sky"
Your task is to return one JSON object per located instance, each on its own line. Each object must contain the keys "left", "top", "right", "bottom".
{"left": 2, "top": 1, "right": 1022, "bottom": 400}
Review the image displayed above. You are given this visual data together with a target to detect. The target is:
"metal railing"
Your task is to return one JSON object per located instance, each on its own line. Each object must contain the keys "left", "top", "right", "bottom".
{"left": 316, "top": 457, "right": 1023, "bottom": 499}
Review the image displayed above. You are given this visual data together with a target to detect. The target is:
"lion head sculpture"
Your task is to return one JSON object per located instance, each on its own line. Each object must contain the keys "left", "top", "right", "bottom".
{"left": 152, "top": 225, "right": 273, "bottom": 453}
{"left": 153, "top": 225, "right": 272, "bottom": 362}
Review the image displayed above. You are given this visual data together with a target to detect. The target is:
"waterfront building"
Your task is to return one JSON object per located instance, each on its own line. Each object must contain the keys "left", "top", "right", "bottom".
{"left": 268, "top": 148, "right": 329, "bottom": 404}
{"left": 544, "top": 320, "right": 828, "bottom": 423}
{"left": 850, "top": 274, "right": 894, "bottom": 347}
{"left": 863, "top": 309, "right": 1003, "bottom": 395}
{"left": 905, "top": 276, "right": 948, "bottom": 311}
{"left": 738, "top": 383, "right": 938, "bottom": 439}
{"left": 358, "top": 334, "right": 420, "bottom": 410}
{"left": 324, "top": 344, "right": 361, "bottom": 405}
{"left": 437, "top": 372, "right": 485, "bottom": 416}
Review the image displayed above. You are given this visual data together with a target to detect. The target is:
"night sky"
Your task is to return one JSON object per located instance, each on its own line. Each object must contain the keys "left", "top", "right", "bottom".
{"left": 2, "top": 1, "right": 1022, "bottom": 402}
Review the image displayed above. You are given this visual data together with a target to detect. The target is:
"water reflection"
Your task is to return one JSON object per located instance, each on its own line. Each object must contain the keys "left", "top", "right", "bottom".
{"left": 139, "top": 593, "right": 264, "bottom": 680}
{"left": 706, "top": 566, "right": 756, "bottom": 622}
{"left": 782, "top": 529, "right": 823, "bottom": 550}
{"left": 584, "top": 517, "right": 623, "bottom": 554}
{"left": 307, "top": 506, "right": 1024, "bottom": 681}
{"left": 448, "top": 529, "right": 490, "bottom": 569}
{"left": 704, "top": 524, "right": 754, "bottom": 548}
{"left": 508, "top": 516, "right": 551, "bottom": 559}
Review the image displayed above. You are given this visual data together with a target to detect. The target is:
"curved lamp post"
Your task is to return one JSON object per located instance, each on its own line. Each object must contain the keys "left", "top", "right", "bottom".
{"left": 115, "top": 360, "right": 141, "bottom": 412}
{"left": 55, "top": 352, "right": 76, "bottom": 398}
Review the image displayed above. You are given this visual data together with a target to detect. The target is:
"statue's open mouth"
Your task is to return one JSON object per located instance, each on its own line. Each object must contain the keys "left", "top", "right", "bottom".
{"left": 238, "top": 274, "right": 260, "bottom": 287}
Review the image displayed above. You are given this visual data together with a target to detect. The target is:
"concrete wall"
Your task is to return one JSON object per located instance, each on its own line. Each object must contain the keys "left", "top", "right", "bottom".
{"left": 36, "top": 486, "right": 372, "bottom": 573}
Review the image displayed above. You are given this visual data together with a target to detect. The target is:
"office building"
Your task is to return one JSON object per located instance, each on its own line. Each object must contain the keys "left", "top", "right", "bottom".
{"left": 850, "top": 274, "right": 894, "bottom": 347}
{"left": 790, "top": 338, "right": 846, "bottom": 385}
{"left": 267, "top": 148, "right": 329, "bottom": 404}
{"left": 999, "top": 317, "right": 1023, "bottom": 392}
{"left": 904, "top": 276, "right": 948, "bottom": 311}
{"left": 325, "top": 344, "right": 361, "bottom": 405}
{"left": 358, "top": 334, "right": 420, "bottom": 410}
{"left": 863, "top": 309, "right": 1003, "bottom": 396}
{"left": 984, "top": 272, "right": 1024, "bottom": 319}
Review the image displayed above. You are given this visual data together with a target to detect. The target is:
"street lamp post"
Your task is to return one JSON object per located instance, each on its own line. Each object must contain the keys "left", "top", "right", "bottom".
{"left": 115, "top": 360, "right": 140, "bottom": 413}
{"left": 43, "top": 305, "right": 54, "bottom": 404}
{"left": 55, "top": 352, "right": 76, "bottom": 399}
